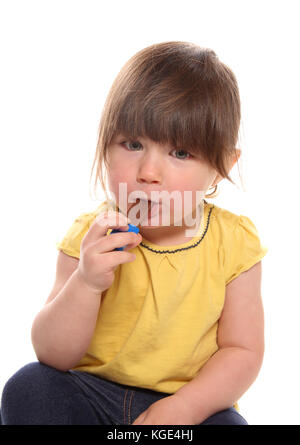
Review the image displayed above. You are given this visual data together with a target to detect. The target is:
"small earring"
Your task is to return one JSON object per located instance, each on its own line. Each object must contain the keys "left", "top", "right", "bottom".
{"left": 205, "top": 184, "right": 218, "bottom": 198}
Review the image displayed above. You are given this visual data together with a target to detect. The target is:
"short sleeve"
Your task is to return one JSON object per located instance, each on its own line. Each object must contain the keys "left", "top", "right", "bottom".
{"left": 56, "top": 202, "right": 109, "bottom": 259}
{"left": 224, "top": 215, "right": 268, "bottom": 285}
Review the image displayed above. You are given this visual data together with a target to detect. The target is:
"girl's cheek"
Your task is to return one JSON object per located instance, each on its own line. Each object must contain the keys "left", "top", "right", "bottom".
{"left": 108, "top": 170, "right": 125, "bottom": 186}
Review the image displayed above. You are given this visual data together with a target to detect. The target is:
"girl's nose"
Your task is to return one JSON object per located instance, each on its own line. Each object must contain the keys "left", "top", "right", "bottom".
{"left": 136, "top": 156, "right": 163, "bottom": 185}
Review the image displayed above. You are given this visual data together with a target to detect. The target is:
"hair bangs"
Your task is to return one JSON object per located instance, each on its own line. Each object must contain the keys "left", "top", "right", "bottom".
{"left": 110, "top": 91, "right": 212, "bottom": 156}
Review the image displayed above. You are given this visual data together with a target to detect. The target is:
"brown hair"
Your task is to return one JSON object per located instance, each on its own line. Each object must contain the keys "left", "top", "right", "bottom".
{"left": 90, "top": 41, "right": 242, "bottom": 200}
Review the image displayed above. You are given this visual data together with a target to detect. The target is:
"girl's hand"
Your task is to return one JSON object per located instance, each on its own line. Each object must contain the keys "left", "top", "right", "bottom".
{"left": 77, "top": 210, "right": 142, "bottom": 294}
{"left": 131, "top": 394, "right": 198, "bottom": 425}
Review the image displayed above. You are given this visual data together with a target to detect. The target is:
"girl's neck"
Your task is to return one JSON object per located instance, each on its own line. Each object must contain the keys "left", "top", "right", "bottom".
{"left": 113, "top": 200, "right": 206, "bottom": 247}
{"left": 138, "top": 203, "right": 206, "bottom": 246}
{"left": 139, "top": 225, "right": 196, "bottom": 246}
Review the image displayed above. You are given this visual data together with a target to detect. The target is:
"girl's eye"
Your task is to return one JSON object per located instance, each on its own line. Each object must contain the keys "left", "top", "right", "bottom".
{"left": 122, "top": 141, "right": 143, "bottom": 151}
{"left": 171, "top": 149, "right": 191, "bottom": 160}
{"left": 121, "top": 141, "right": 192, "bottom": 160}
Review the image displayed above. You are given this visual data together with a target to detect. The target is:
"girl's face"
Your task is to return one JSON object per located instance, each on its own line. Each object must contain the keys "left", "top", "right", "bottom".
{"left": 106, "top": 134, "right": 237, "bottom": 242}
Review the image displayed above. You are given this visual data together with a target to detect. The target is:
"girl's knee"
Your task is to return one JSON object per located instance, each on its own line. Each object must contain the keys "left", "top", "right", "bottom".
{"left": 201, "top": 407, "right": 248, "bottom": 425}
{"left": 1, "top": 361, "right": 78, "bottom": 424}
{"left": 2, "top": 362, "right": 41, "bottom": 398}
{"left": 1, "top": 362, "right": 101, "bottom": 425}
{"left": 1, "top": 362, "right": 44, "bottom": 422}
{"left": 2, "top": 361, "right": 72, "bottom": 406}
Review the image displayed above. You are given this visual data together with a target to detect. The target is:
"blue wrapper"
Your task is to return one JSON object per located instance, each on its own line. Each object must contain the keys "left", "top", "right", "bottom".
{"left": 110, "top": 223, "right": 140, "bottom": 251}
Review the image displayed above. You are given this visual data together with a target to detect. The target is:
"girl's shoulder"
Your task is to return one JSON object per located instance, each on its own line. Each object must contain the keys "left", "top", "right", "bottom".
{"left": 208, "top": 202, "right": 268, "bottom": 285}
{"left": 209, "top": 202, "right": 259, "bottom": 238}
{"left": 209, "top": 202, "right": 240, "bottom": 226}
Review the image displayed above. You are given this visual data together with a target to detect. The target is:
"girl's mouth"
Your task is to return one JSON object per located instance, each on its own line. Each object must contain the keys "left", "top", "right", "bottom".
{"left": 133, "top": 198, "right": 162, "bottom": 223}
{"left": 147, "top": 199, "right": 161, "bottom": 218}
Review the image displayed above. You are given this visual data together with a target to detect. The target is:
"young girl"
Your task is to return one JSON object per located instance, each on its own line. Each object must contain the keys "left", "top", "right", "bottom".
{"left": 1, "top": 41, "right": 268, "bottom": 425}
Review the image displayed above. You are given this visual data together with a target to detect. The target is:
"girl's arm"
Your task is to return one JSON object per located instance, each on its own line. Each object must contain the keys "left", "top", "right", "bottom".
{"left": 31, "top": 210, "right": 140, "bottom": 372}
{"left": 176, "top": 261, "right": 264, "bottom": 423}
{"left": 31, "top": 252, "right": 103, "bottom": 372}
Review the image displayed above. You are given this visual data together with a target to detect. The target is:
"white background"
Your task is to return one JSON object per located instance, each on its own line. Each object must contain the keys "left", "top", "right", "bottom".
{"left": 0, "top": 0, "right": 299, "bottom": 425}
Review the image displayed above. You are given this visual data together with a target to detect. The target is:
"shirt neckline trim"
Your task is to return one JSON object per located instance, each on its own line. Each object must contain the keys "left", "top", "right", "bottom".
{"left": 139, "top": 200, "right": 214, "bottom": 254}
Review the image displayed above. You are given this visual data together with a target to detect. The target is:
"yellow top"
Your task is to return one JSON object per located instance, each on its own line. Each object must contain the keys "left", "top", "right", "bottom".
{"left": 56, "top": 200, "right": 268, "bottom": 410}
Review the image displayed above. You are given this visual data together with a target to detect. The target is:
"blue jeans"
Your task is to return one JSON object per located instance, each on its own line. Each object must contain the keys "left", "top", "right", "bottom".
{"left": 0, "top": 362, "right": 247, "bottom": 425}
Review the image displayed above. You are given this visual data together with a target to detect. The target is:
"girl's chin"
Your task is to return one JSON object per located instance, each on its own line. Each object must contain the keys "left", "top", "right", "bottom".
{"left": 139, "top": 221, "right": 163, "bottom": 228}
{"left": 123, "top": 201, "right": 187, "bottom": 228}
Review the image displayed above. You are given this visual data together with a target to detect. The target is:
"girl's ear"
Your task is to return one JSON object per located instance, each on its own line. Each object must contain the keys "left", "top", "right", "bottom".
{"left": 211, "top": 149, "right": 241, "bottom": 188}
{"left": 227, "top": 148, "right": 241, "bottom": 171}
{"left": 234, "top": 148, "right": 241, "bottom": 162}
